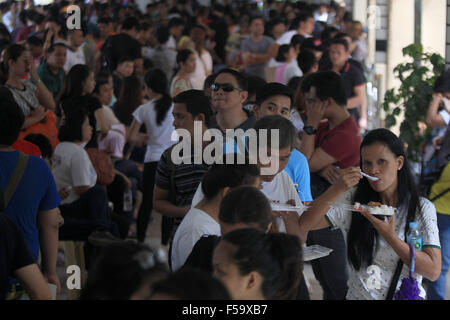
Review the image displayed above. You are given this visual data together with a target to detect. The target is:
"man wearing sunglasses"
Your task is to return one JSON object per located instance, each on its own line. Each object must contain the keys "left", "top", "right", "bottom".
{"left": 209, "top": 68, "right": 256, "bottom": 133}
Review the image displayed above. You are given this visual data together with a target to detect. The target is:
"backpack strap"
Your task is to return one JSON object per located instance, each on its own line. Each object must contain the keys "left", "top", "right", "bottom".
{"left": 430, "top": 187, "right": 450, "bottom": 203}
{"left": 1, "top": 153, "right": 29, "bottom": 211}
{"left": 386, "top": 208, "right": 414, "bottom": 300}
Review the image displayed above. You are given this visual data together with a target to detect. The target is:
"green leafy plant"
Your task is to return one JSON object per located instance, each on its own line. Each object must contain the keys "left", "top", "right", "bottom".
{"left": 382, "top": 43, "right": 445, "bottom": 162}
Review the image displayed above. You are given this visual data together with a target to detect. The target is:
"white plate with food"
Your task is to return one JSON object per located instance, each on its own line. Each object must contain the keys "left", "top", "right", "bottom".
{"left": 271, "top": 202, "right": 309, "bottom": 212}
{"left": 303, "top": 245, "right": 334, "bottom": 261}
{"left": 330, "top": 202, "right": 397, "bottom": 216}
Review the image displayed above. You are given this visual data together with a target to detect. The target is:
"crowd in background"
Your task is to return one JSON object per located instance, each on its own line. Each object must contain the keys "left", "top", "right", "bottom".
{"left": 0, "top": 0, "right": 449, "bottom": 301}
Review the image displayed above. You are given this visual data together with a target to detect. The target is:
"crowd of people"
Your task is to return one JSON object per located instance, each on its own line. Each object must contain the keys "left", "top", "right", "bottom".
{"left": 0, "top": 0, "right": 449, "bottom": 301}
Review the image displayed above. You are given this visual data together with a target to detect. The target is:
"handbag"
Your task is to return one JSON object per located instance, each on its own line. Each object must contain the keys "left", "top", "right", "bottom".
{"left": 386, "top": 212, "right": 415, "bottom": 300}
{"left": 86, "top": 148, "right": 116, "bottom": 186}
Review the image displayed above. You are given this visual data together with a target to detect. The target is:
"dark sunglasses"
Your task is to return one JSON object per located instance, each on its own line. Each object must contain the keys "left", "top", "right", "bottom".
{"left": 211, "top": 83, "right": 243, "bottom": 92}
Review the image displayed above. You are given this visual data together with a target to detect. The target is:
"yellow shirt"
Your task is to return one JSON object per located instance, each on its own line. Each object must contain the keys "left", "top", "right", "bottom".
{"left": 430, "top": 162, "right": 450, "bottom": 215}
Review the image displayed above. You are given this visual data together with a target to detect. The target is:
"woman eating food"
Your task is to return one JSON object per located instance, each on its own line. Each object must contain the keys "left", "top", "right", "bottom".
{"left": 295, "top": 128, "right": 441, "bottom": 300}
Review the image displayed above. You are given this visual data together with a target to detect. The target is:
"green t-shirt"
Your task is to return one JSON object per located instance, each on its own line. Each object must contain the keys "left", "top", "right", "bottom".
{"left": 37, "top": 61, "right": 66, "bottom": 100}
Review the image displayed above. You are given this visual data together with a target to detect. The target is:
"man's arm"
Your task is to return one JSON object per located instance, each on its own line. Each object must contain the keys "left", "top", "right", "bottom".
{"left": 14, "top": 264, "right": 52, "bottom": 300}
{"left": 347, "top": 84, "right": 367, "bottom": 130}
{"left": 37, "top": 208, "right": 61, "bottom": 293}
{"left": 243, "top": 43, "right": 278, "bottom": 66}
{"left": 153, "top": 186, "right": 190, "bottom": 218}
{"left": 308, "top": 147, "right": 337, "bottom": 173}
{"left": 426, "top": 93, "right": 446, "bottom": 128}
{"left": 346, "top": 84, "right": 365, "bottom": 109}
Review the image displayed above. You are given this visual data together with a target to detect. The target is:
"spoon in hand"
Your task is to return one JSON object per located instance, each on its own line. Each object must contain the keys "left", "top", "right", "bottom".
{"left": 361, "top": 171, "right": 380, "bottom": 181}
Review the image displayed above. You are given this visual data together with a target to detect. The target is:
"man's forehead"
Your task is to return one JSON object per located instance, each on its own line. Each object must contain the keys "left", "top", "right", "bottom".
{"left": 173, "top": 103, "right": 188, "bottom": 113}
{"left": 215, "top": 73, "right": 238, "bottom": 86}
{"left": 262, "top": 95, "right": 292, "bottom": 108}
{"left": 305, "top": 86, "right": 317, "bottom": 97}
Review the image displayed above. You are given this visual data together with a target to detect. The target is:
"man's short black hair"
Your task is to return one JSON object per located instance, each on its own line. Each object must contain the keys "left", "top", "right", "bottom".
{"left": 219, "top": 186, "right": 272, "bottom": 231}
{"left": 26, "top": 35, "right": 44, "bottom": 46}
{"left": 117, "top": 55, "right": 135, "bottom": 66}
{"left": 246, "top": 75, "right": 266, "bottom": 101}
{"left": 434, "top": 70, "right": 450, "bottom": 93}
{"left": 122, "top": 16, "right": 140, "bottom": 31}
{"left": 291, "top": 12, "right": 314, "bottom": 30}
{"left": 173, "top": 90, "right": 213, "bottom": 128}
{"left": 214, "top": 68, "right": 248, "bottom": 91}
{"left": 0, "top": 87, "right": 25, "bottom": 145}
{"left": 330, "top": 38, "right": 349, "bottom": 52}
{"left": 47, "top": 42, "right": 67, "bottom": 53}
{"left": 301, "top": 71, "right": 348, "bottom": 107}
{"left": 253, "top": 115, "right": 298, "bottom": 151}
{"left": 168, "top": 17, "right": 183, "bottom": 29}
{"left": 255, "top": 82, "right": 293, "bottom": 108}
{"left": 249, "top": 15, "right": 264, "bottom": 25}
{"left": 98, "top": 17, "right": 112, "bottom": 24}
{"left": 137, "top": 22, "right": 152, "bottom": 32}
{"left": 156, "top": 26, "right": 170, "bottom": 44}
{"left": 32, "top": 13, "right": 45, "bottom": 25}
{"left": 203, "top": 73, "right": 216, "bottom": 91}
{"left": 297, "top": 49, "right": 317, "bottom": 74}
{"left": 24, "top": 134, "right": 52, "bottom": 159}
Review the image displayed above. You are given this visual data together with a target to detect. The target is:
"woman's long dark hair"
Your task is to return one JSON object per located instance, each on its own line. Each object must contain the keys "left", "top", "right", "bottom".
{"left": 347, "top": 128, "right": 421, "bottom": 271}
{"left": 114, "top": 75, "right": 143, "bottom": 125}
{"left": 59, "top": 64, "right": 91, "bottom": 103}
{"left": 145, "top": 68, "right": 172, "bottom": 126}
{"left": 0, "top": 44, "right": 26, "bottom": 84}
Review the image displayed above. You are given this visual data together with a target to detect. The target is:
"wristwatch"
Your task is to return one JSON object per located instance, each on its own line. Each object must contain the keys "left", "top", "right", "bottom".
{"left": 303, "top": 125, "right": 317, "bottom": 135}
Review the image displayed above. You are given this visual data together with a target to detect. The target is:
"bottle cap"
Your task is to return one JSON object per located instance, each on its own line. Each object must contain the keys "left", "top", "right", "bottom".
{"left": 409, "top": 222, "right": 418, "bottom": 229}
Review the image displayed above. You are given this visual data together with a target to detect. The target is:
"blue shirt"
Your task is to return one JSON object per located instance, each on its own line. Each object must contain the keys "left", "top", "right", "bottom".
{"left": 284, "top": 149, "right": 313, "bottom": 202}
{"left": 0, "top": 151, "right": 61, "bottom": 260}
{"left": 222, "top": 138, "right": 313, "bottom": 202}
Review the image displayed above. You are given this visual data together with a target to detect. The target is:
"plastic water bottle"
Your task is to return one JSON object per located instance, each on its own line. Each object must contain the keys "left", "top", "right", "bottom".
{"left": 123, "top": 188, "right": 133, "bottom": 212}
{"left": 406, "top": 222, "right": 423, "bottom": 251}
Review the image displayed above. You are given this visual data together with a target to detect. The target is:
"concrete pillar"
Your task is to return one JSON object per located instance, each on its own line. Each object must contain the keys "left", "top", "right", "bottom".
{"left": 386, "top": 0, "right": 415, "bottom": 135}
{"left": 353, "top": 0, "right": 368, "bottom": 26}
{"left": 421, "top": 0, "right": 446, "bottom": 58}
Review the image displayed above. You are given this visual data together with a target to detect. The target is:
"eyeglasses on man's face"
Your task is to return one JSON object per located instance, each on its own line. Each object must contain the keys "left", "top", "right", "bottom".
{"left": 211, "top": 83, "right": 243, "bottom": 93}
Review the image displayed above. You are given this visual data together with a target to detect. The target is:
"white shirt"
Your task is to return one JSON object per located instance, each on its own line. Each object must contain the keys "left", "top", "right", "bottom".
{"left": 2, "top": 11, "right": 20, "bottom": 33}
{"left": 188, "top": 50, "right": 213, "bottom": 90}
{"left": 171, "top": 207, "right": 221, "bottom": 271}
{"left": 290, "top": 109, "right": 305, "bottom": 133}
{"left": 437, "top": 109, "right": 450, "bottom": 137}
{"left": 326, "top": 188, "right": 441, "bottom": 300}
{"left": 64, "top": 46, "right": 86, "bottom": 73}
{"left": 277, "top": 30, "right": 312, "bottom": 45}
{"left": 260, "top": 171, "right": 303, "bottom": 233}
{"left": 51, "top": 142, "right": 97, "bottom": 205}
{"left": 283, "top": 59, "right": 303, "bottom": 84}
{"left": 191, "top": 171, "right": 303, "bottom": 233}
{"left": 165, "top": 35, "right": 177, "bottom": 51}
{"left": 132, "top": 99, "right": 175, "bottom": 163}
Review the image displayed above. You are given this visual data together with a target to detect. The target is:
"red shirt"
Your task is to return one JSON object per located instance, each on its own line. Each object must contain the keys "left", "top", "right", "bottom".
{"left": 12, "top": 139, "right": 42, "bottom": 157}
{"left": 315, "top": 116, "right": 361, "bottom": 168}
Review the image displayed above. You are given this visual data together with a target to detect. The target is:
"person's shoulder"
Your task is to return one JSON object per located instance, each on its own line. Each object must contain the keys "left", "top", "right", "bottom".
{"left": 278, "top": 170, "right": 294, "bottom": 184}
{"left": 26, "top": 154, "right": 52, "bottom": 173}
{"left": 291, "top": 148, "right": 307, "bottom": 162}
{"left": 84, "top": 95, "right": 102, "bottom": 108}
{"left": 263, "top": 35, "right": 275, "bottom": 43}
{"left": 419, "top": 197, "right": 436, "bottom": 214}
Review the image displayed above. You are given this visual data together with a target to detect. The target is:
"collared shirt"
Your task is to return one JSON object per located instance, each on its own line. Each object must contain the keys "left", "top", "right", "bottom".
{"left": 208, "top": 108, "right": 256, "bottom": 133}
{"left": 37, "top": 61, "right": 66, "bottom": 100}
